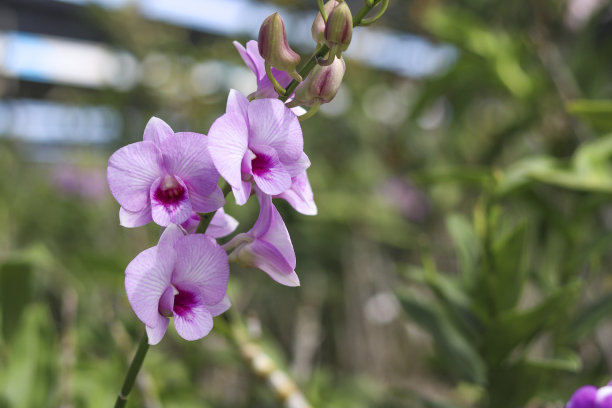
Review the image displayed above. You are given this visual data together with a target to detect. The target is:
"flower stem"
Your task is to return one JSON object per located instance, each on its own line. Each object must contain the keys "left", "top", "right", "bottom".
{"left": 265, "top": 62, "right": 287, "bottom": 97}
{"left": 298, "top": 101, "right": 321, "bottom": 122}
{"left": 317, "top": 0, "right": 328, "bottom": 22}
{"left": 114, "top": 332, "right": 149, "bottom": 408}
{"left": 279, "top": 0, "right": 384, "bottom": 102}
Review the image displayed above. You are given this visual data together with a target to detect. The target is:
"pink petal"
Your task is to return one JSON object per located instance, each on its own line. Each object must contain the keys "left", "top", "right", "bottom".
{"left": 253, "top": 190, "right": 296, "bottom": 268}
{"left": 190, "top": 184, "right": 225, "bottom": 213}
{"left": 208, "top": 112, "right": 249, "bottom": 189}
{"left": 125, "top": 246, "right": 175, "bottom": 328}
{"left": 275, "top": 172, "right": 317, "bottom": 216}
{"left": 207, "top": 294, "right": 232, "bottom": 317}
{"left": 206, "top": 209, "right": 239, "bottom": 239}
{"left": 226, "top": 89, "right": 250, "bottom": 117}
{"left": 249, "top": 240, "right": 300, "bottom": 287}
{"left": 107, "top": 141, "right": 163, "bottom": 212}
{"left": 283, "top": 152, "right": 311, "bottom": 177}
{"left": 119, "top": 205, "right": 153, "bottom": 228}
{"left": 150, "top": 175, "right": 193, "bottom": 226}
{"left": 146, "top": 319, "right": 169, "bottom": 345}
{"left": 180, "top": 212, "right": 201, "bottom": 234}
{"left": 159, "top": 132, "right": 220, "bottom": 198}
{"left": 158, "top": 223, "right": 185, "bottom": 253}
{"left": 234, "top": 40, "right": 264, "bottom": 80}
{"left": 248, "top": 99, "right": 303, "bottom": 163}
{"left": 233, "top": 179, "right": 252, "bottom": 206}
{"left": 172, "top": 235, "right": 229, "bottom": 305}
{"left": 250, "top": 145, "right": 292, "bottom": 195}
{"left": 173, "top": 300, "right": 213, "bottom": 341}
{"left": 143, "top": 117, "right": 174, "bottom": 145}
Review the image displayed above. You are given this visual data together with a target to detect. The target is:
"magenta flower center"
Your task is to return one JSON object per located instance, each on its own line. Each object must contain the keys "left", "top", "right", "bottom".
{"left": 154, "top": 175, "right": 186, "bottom": 205}
{"left": 172, "top": 288, "right": 199, "bottom": 317}
{"left": 251, "top": 152, "right": 273, "bottom": 177}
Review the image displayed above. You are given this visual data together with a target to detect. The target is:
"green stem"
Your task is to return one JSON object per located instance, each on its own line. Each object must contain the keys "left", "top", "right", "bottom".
{"left": 279, "top": 0, "right": 382, "bottom": 102}
{"left": 298, "top": 101, "right": 321, "bottom": 122}
{"left": 114, "top": 332, "right": 150, "bottom": 408}
{"left": 359, "top": 0, "right": 388, "bottom": 26}
{"left": 317, "top": 0, "right": 328, "bottom": 22}
{"left": 265, "top": 62, "right": 287, "bottom": 97}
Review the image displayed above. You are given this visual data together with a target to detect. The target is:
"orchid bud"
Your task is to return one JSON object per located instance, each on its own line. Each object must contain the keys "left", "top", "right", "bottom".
{"left": 258, "top": 12, "right": 302, "bottom": 82}
{"left": 311, "top": 0, "right": 340, "bottom": 45}
{"left": 324, "top": 1, "right": 352, "bottom": 53}
{"left": 291, "top": 57, "right": 345, "bottom": 107}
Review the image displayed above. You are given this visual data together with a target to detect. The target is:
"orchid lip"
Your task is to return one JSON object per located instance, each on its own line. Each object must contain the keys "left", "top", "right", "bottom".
{"left": 154, "top": 174, "right": 186, "bottom": 205}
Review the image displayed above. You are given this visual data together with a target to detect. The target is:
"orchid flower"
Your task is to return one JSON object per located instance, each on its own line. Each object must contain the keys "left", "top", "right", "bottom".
{"left": 567, "top": 382, "right": 612, "bottom": 408}
{"left": 225, "top": 189, "right": 299, "bottom": 287}
{"left": 107, "top": 117, "right": 224, "bottom": 227}
{"left": 125, "top": 225, "right": 230, "bottom": 345}
{"left": 208, "top": 90, "right": 309, "bottom": 205}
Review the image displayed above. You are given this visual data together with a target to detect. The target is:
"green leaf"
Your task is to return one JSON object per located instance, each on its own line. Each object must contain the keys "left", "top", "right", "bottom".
{"left": 482, "top": 282, "right": 581, "bottom": 365}
{"left": 446, "top": 214, "right": 481, "bottom": 289}
{"left": 397, "top": 289, "right": 486, "bottom": 384}
{"left": 568, "top": 293, "right": 612, "bottom": 342}
{"left": 0, "top": 304, "right": 58, "bottom": 408}
{"left": 489, "top": 222, "right": 528, "bottom": 312}
{"left": 0, "top": 260, "right": 33, "bottom": 341}
{"left": 567, "top": 100, "right": 612, "bottom": 132}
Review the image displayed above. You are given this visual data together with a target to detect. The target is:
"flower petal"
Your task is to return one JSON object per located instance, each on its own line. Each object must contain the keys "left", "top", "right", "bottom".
{"left": 208, "top": 112, "right": 249, "bottom": 190}
{"left": 275, "top": 172, "right": 317, "bottom": 216}
{"left": 143, "top": 117, "right": 174, "bottom": 145}
{"left": 234, "top": 40, "right": 264, "bottom": 80}
{"left": 158, "top": 223, "right": 185, "bottom": 253}
{"left": 233, "top": 179, "right": 252, "bottom": 206}
{"left": 125, "top": 246, "right": 175, "bottom": 328}
{"left": 146, "top": 319, "right": 169, "bottom": 345}
{"left": 160, "top": 132, "right": 220, "bottom": 199}
{"left": 248, "top": 99, "right": 303, "bottom": 163}
{"left": 249, "top": 240, "right": 300, "bottom": 287}
{"left": 226, "top": 89, "right": 250, "bottom": 117}
{"left": 119, "top": 205, "right": 153, "bottom": 228}
{"left": 567, "top": 386, "right": 597, "bottom": 408}
{"left": 283, "top": 152, "right": 311, "bottom": 177}
{"left": 173, "top": 300, "right": 213, "bottom": 341}
{"left": 207, "top": 294, "right": 232, "bottom": 317}
{"left": 206, "top": 208, "right": 239, "bottom": 239}
{"left": 150, "top": 175, "right": 193, "bottom": 226}
{"left": 172, "top": 234, "right": 229, "bottom": 305}
{"left": 191, "top": 185, "right": 225, "bottom": 213}
{"left": 107, "top": 141, "right": 163, "bottom": 212}
{"left": 250, "top": 145, "right": 292, "bottom": 195}
{"left": 180, "top": 212, "right": 201, "bottom": 234}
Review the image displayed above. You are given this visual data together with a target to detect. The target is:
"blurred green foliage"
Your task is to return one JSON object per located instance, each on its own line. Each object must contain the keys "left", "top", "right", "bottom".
{"left": 2, "top": 0, "right": 612, "bottom": 407}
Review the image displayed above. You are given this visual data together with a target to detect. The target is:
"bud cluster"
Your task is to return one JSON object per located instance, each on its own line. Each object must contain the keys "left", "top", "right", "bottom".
{"left": 252, "top": 0, "right": 368, "bottom": 118}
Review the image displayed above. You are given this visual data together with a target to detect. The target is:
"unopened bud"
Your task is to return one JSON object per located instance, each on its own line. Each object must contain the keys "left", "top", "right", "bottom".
{"left": 311, "top": 0, "right": 340, "bottom": 45}
{"left": 324, "top": 1, "right": 352, "bottom": 53}
{"left": 290, "top": 57, "right": 345, "bottom": 107}
{"left": 258, "top": 12, "right": 302, "bottom": 82}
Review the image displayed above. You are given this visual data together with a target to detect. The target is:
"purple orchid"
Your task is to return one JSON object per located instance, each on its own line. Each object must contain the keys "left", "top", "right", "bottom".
{"left": 274, "top": 172, "right": 317, "bottom": 216}
{"left": 125, "top": 225, "right": 230, "bottom": 345}
{"left": 234, "top": 40, "right": 292, "bottom": 100}
{"left": 567, "top": 382, "right": 612, "bottom": 408}
{"left": 208, "top": 90, "right": 309, "bottom": 205}
{"left": 180, "top": 208, "right": 239, "bottom": 237}
{"left": 107, "top": 117, "right": 224, "bottom": 228}
{"left": 225, "top": 188, "right": 299, "bottom": 287}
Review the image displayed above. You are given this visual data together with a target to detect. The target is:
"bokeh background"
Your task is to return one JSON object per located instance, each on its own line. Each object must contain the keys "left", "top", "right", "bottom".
{"left": 2, "top": 0, "right": 612, "bottom": 407}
